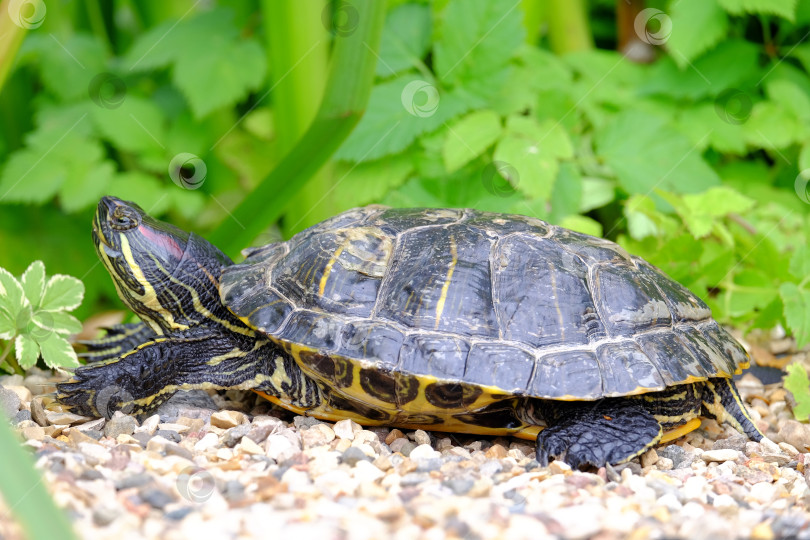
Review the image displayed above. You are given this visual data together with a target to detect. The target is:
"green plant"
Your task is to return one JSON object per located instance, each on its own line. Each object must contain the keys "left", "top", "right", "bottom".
{"left": 784, "top": 363, "right": 810, "bottom": 420}
{"left": 0, "top": 261, "right": 84, "bottom": 374}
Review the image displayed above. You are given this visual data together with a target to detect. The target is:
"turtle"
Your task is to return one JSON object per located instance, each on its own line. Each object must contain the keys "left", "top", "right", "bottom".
{"left": 56, "top": 196, "right": 763, "bottom": 468}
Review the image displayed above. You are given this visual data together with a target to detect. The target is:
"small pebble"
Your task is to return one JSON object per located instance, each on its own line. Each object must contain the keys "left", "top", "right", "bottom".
{"left": 701, "top": 449, "right": 741, "bottom": 463}
{"left": 0, "top": 386, "right": 21, "bottom": 418}
{"left": 342, "top": 446, "right": 372, "bottom": 466}
{"left": 210, "top": 410, "right": 247, "bottom": 429}
{"left": 104, "top": 412, "right": 138, "bottom": 438}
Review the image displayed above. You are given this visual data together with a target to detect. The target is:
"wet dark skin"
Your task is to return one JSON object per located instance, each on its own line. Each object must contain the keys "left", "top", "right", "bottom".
{"left": 58, "top": 197, "right": 763, "bottom": 468}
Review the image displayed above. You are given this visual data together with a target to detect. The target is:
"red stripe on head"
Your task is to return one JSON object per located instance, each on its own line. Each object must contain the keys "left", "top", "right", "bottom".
{"left": 138, "top": 225, "right": 185, "bottom": 260}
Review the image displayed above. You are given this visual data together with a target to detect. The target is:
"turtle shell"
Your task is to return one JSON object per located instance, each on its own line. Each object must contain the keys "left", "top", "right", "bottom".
{"left": 220, "top": 207, "right": 748, "bottom": 406}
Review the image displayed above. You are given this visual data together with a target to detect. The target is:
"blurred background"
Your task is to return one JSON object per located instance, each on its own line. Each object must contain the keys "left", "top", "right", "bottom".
{"left": 0, "top": 0, "right": 809, "bottom": 349}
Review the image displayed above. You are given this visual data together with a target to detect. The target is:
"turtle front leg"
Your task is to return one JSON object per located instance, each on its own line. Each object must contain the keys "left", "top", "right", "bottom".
{"left": 57, "top": 327, "right": 280, "bottom": 418}
{"left": 535, "top": 399, "right": 663, "bottom": 469}
{"left": 78, "top": 322, "right": 156, "bottom": 362}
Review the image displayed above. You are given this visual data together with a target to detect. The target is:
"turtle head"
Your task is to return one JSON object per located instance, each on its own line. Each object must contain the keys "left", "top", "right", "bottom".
{"left": 93, "top": 196, "right": 233, "bottom": 333}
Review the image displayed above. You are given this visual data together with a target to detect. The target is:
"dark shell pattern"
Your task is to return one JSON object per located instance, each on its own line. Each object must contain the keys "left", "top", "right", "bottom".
{"left": 220, "top": 206, "right": 748, "bottom": 402}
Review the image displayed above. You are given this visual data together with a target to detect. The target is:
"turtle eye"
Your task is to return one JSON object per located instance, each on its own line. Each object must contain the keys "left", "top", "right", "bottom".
{"left": 110, "top": 206, "right": 138, "bottom": 231}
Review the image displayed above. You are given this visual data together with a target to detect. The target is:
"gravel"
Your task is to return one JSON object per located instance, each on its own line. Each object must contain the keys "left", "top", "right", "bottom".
{"left": 1, "top": 334, "right": 810, "bottom": 539}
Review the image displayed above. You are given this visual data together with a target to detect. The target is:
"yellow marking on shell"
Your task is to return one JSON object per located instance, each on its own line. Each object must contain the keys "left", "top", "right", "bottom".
{"left": 318, "top": 243, "right": 347, "bottom": 297}
{"left": 659, "top": 418, "right": 701, "bottom": 443}
{"left": 434, "top": 235, "right": 457, "bottom": 330}
{"left": 253, "top": 390, "right": 543, "bottom": 438}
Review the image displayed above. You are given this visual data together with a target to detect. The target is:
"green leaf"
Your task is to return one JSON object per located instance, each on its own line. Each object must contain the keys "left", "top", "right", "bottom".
{"left": 377, "top": 4, "right": 432, "bottom": 77}
{"left": 32, "top": 311, "right": 83, "bottom": 336}
{"left": 766, "top": 79, "right": 810, "bottom": 125}
{"left": 640, "top": 40, "right": 759, "bottom": 100}
{"left": 20, "top": 261, "right": 45, "bottom": 310}
{"left": 559, "top": 215, "right": 603, "bottom": 238}
{"left": 37, "top": 34, "right": 108, "bottom": 101}
{"left": 59, "top": 161, "right": 116, "bottom": 213}
{"left": 125, "top": 9, "right": 239, "bottom": 71}
{"left": 664, "top": 187, "right": 755, "bottom": 238}
{"left": 173, "top": 37, "right": 266, "bottom": 118}
{"left": 505, "top": 116, "right": 573, "bottom": 160}
{"left": 717, "top": 0, "right": 797, "bottom": 20}
{"left": 782, "top": 283, "right": 810, "bottom": 348}
{"left": 784, "top": 363, "right": 810, "bottom": 420}
{"left": 743, "top": 101, "right": 800, "bottom": 149}
{"left": 580, "top": 178, "right": 615, "bottom": 213}
{"left": 40, "top": 275, "right": 85, "bottom": 312}
{"left": 494, "top": 134, "right": 558, "bottom": 201}
{"left": 789, "top": 245, "right": 810, "bottom": 280}
{"left": 596, "top": 110, "right": 720, "bottom": 194}
{"left": 442, "top": 110, "right": 502, "bottom": 173}
{"left": 549, "top": 163, "right": 582, "bottom": 223}
{"left": 667, "top": 0, "right": 729, "bottom": 68}
{"left": 106, "top": 172, "right": 172, "bottom": 216}
{"left": 0, "top": 311, "right": 14, "bottom": 340}
{"left": 14, "top": 334, "right": 40, "bottom": 370}
{"left": 336, "top": 73, "right": 470, "bottom": 162}
{"left": 0, "top": 267, "right": 26, "bottom": 320}
{"left": 90, "top": 97, "right": 167, "bottom": 153}
{"left": 36, "top": 333, "right": 79, "bottom": 369}
{"left": 332, "top": 153, "right": 415, "bottom": 209}
{"left": 433, "top": 0, "right": 525, "bottom": 91}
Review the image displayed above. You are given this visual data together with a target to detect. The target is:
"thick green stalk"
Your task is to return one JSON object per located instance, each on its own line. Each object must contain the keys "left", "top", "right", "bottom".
{"left": 547, "top": 0, "right": 593, "bottom": 54}
{"left": 0, "top": 405, "right": 78, "bottom": 539}
{"left": 0, "top": 2, "right": 28, "bottom": 94}
{"left": 520, "top": 0, "right": 546, "bottom": 45}
{"left": 209, "top": 0, "right": 386, "bottom": 256}
{"left": 262, "top": 0, "right": 334, "bottom": 234}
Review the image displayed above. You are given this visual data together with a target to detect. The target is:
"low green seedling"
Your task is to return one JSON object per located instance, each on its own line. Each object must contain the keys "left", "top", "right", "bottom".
{"left": 0, "top": 261, "right": 84, "bottom": 374}
{"left": 784, "top": 363, "right": 810, "bottom": 421}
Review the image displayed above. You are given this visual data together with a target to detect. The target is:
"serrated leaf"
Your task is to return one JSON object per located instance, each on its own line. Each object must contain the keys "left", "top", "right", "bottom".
{"left": 790, "top": 245, "right": 810, "bottom": 280}
{"left": 743, "top": 101, "right": 800, "bottom": 149}
{"left": 442, "top": 110, "right": 502, "bottom": 173}
{"left": 780, "top": 283, "right": 810, "bottom": 347}
{"left": 336, "top": 73, "right": 470, "bottom": 162}
{"left": 174, "top": 38, "right": 265, "bottom": 118}
{"left": 494, "top": 135, "right": 558, "bottom": 200}
{"left": 38, "top": 34, "right": 108, "bottom": 101}
{"left": 36, "top": 333, "right": 79, "bottom": 369}
{"left": 434, "top": 0, "right": 525, "bottom": 90}
{"left": 667, "top": 0, "right": 729, "bottom": 68}
{"left": 0, "top": 311, "right": 14, "bottom": 340}
{"left": 14, "top": 334, "right": 40, "bottom": 370}
{"left": 125, "top": 9, "right": 238, "bottom": 71}
{"left": 332, "top": 153, "right": 415, "bottom": 209}
{"left": 505, "top": 116, "right": 573, "bottom": 160}
{"left": 665, "top": 187, "right": 755, "bottom": 238}
{"left": 59, "top": 161, "right": 115, "bottom": 213}
{"left": 377, "top": 4, "right": 432, "bottom": 77}
{"left": 596, "top": 110, "right": 720, "bottom": 194}
{"left": 0, "top": 267, "right": 26, "bottom": 320}
{"left": 21, "top": 261, "right": 46, "bottom": 309}
{"left": 40, "top": 275, "right": 84, "bottom": 312}
{"left": 717, "top": 0, "right": 796, "bottom": 20}
{"left": 90, "top": 96, "right": 167, "bottom": 153}
{"left": 784, "top": 363, "right": 810, "bottom": 420}
{"left": 33, "top": 311, "right": 83, "bottom": 336}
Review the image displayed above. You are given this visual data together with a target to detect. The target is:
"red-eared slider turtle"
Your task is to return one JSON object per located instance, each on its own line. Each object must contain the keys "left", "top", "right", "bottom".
{"left": 57, "top": 196, "right": 763, "bottom": 468}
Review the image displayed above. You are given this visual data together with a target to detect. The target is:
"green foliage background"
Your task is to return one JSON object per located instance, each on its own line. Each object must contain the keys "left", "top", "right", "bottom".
{"left": 1, "top": 0, "right": 810, "bottom": 346}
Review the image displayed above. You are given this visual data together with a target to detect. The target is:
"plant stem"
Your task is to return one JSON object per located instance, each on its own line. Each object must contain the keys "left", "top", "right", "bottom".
{"left": 0, "top": 340, "right": 22, "bottom": 375}
{"left": 262, "top": 0, "right": 335, "bottom": 234}
{"left": 0, "top": 2, "right": 28, "bottom": 94}
{"left": 209, "top": 0, "right": 387, "bottom": 257}
{"left": 547, "top": 0, "right": 593, "bottom": 54}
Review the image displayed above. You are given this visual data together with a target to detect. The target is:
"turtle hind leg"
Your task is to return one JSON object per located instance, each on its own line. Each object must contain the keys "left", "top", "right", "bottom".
{"left": 701, "top": 377, "right": 763, "bottom": 441}
{"left": 535, "top": 399, "right": 662, "bottom": 469}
